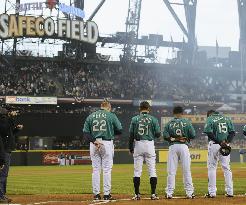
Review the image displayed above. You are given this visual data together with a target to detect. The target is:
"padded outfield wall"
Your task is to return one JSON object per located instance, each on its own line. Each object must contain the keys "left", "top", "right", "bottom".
{"left": 10, "top": 149, "right": 245, "bottom": 166}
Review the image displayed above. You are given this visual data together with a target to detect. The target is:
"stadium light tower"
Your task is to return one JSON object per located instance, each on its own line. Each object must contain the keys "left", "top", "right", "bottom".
{"left": 162, "top": 0, "right": 197, "bottom": 64}
{"left": 123, "top": 0, "right": 142, "bottom": 62}
{"left": 123, "top": 0, "right": 197, "bottom": 64}
{"left": 238, "top": 0, "right": 246, "bottom": 113}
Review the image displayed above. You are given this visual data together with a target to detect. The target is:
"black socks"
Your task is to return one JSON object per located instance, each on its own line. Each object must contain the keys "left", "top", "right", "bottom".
{"left": 150, "top": 177, "right": 157, "bottom": 194}
{"left": 133, "top": 177, "right": 140, "bottom": 195}
{"left": 133, "top": 177, "right": 157, "bottom": 195}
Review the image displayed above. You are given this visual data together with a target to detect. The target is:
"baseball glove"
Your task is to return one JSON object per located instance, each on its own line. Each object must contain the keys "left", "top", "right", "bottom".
{"left": 170, "top": 137, "right": 188, "bottom": 143}
{"left": 219, "top": 143, "right": 231, "bottom": 156}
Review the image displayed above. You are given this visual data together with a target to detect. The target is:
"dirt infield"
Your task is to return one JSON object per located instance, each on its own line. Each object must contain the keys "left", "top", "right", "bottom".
{"left": 7, "top": 194, "right": 246, "bottom": 205}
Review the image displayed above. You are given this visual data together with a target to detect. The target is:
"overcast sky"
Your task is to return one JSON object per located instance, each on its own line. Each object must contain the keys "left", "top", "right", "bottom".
{"left": 83, "top": 0, "right": 239, "bottom": 49}
{"left": 1, "top": 0, "right": 240, "bottom": 60}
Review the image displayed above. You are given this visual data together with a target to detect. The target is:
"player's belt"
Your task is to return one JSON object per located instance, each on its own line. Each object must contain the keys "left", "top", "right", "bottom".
{"left": 96, "top": 137, "right": 112, "bottom": 141}
{"left": 209, "top": 140, "right": 219, "bottom": 144}
{"left": 135, "top": 139, "right": 153, "bottom": 141}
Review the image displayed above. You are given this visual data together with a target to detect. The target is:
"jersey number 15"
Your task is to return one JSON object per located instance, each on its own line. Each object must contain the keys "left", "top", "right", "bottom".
{"left": 218, "top": 122, "right": 228, "bottom": 134}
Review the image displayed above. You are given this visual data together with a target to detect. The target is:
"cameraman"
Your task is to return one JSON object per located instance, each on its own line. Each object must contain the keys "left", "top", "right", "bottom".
{"left": 0, "top": 108, "right": 23, "bottom": 203}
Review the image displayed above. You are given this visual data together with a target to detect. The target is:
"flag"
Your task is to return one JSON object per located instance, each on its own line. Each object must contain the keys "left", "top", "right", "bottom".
{"left": 182, "top": 36, "right": 185, "bottom": 50}
{"left": 216, "top": 39, "right": 219, "bottom": 58}
{"left": 170, "top": 35, "right": 174, "bottom": 52}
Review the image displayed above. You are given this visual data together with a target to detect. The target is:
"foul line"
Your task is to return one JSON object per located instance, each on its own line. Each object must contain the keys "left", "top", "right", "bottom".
{"left": 89, "top": 200, "right": 113, "bottom": 205}
{"left": 24, "top": 194, "right": 246, "bottom": 205}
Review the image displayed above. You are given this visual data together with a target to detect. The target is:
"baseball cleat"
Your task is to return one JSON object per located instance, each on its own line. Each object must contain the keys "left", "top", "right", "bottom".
{"left": 165, "top": 194, "right": 173, "bottom": 199}
{"left": 103, "top": 194, "right": 114, "bottom": 200}
{"left": 225, "top": 194, "right": 234, "bottom": 197}
{"left": 93, "top": 194, "right": 101, "bottom": 201}
{"left": 0, "top": 196, "right": 12, "bottom": 203}
{"left": 151, "top": 194, "right": 159, "bottom": 200}
{"left": 132, "top": 194, "right": 141, "bottom": 200}
{"left": 204, "top": 193, "right": 216, "bottom": 198}
{"left": 186, "top": 193, "right": 195, "bottom": 199}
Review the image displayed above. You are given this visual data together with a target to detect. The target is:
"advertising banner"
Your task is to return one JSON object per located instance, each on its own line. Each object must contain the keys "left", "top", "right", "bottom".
{"left": 5, "top": 96, "right": 57, "bottom": 105}
{"left": 42, "top": 151, "right": 91, "bottom": 165}
{"left": 162, "top": 114, "right": 246, "bottom": 126}
{"left": 59, "top": 3, "right": 85, "bottom": 18}
{"left": 159, "top": 150, "right": 208, "bottom": 163}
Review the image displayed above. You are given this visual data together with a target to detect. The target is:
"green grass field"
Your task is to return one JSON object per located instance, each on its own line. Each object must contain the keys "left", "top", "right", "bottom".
{"left": 8, "top": 163, "right": 246, "bottom": 196}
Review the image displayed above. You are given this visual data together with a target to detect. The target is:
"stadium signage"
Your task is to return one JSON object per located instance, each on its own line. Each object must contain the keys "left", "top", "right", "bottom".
{"left": 59, "top": 3, "right": 85, "bottom": 19}
{"left": 18, "top": 2, "right": 43, "bottom": 12}
{"left": 159, "top": 150, "right": 208, "bottom": 162}
{"left": 5, "top": 96, "right": 57, "bottom": 105}
{"left": 17, "top": 1, "right": 85, "bottom": 19}
{"left": 0, "top": 14, "right": 98, "bottom": 44}
{"left": 162, "top": 114, "right": 246, "bottom": 124}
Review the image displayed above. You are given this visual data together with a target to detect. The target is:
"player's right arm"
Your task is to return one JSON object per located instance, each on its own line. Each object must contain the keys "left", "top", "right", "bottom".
{"left": 226, "top": 118, "right": 235, "bottom": 143}
{"left": 153, "top": 117, "right": 161, "bottom": 139}
{"left": 187, "top": 120, "right": 196, "bottom": 140}
{"left": 112, "top": 113, "right": 123, "bottom": 135}
{"left": 129, "top": 118, "right": 135, "bottom": 153}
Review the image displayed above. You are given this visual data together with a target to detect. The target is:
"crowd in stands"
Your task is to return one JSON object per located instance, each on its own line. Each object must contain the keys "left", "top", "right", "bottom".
{"left": 1, "top": 58, "right": 245, "bottom": 150}
{"left": 0, "top": 61, "right": 57, "bottom": 96}
{"left": 0, "top": 59, "right": 239, "bottom": 101}
{"left": 52, "top": 140, "right": 85, "bottom": 150}
{"left": 23, "top": 135, "right": 245, "bottom": 150}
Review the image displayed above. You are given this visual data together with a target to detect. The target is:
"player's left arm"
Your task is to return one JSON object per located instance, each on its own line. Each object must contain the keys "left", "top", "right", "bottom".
{"left": 83, "top": 116, "right": 96, "bottom": 143}
{"left": 203, "top": 117, "right": 219, "bottom": 143}
{"left": 227, "top": 118, "right": 235, "bottom": 143}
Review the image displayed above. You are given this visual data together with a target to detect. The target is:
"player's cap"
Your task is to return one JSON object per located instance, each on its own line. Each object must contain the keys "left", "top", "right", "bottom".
{"left": 101, "top": 99, "right": 111, "bottom": 107}
{"left": 101, "top": 99, "right": 111, "bottom": 111}
{"left": 139, "top": 101, "right": 150, "bottom": 111}
{"left": 173, "top": 106, "right": 183, "bottom": 114}
{"left": 207, "top": 110, "right": 215, "bottom": 117}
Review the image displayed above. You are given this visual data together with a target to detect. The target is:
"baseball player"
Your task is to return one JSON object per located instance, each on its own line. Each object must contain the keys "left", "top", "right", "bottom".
{"left": 204, "top": 110, "right": 235, "bottom": 198}
{"left": 129, "top": 101, "right": 161, "bottom": 200}
{"left": 163, "top": 106, "right": 195, "bottom": 199}
{"left": 83, "top": 100, "right": 122, "bottom": 201}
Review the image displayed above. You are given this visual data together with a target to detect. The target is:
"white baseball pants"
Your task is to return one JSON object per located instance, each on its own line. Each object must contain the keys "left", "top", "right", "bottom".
{"left": 207, "top": 141, "right": 233, "bottom": 196}
{"left": 165, "top": 144, "right": 194, "bottom": 196}
{"left": 90, "top": 140, "right": 114, "bottom": 195}
{"left": 133, "top": 140, "right": 157, "bottom": 178}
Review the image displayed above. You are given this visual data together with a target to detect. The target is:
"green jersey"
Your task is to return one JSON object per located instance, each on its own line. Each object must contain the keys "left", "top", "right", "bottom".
{"left": 204, "top": 113, "right": 235, "bottom": 143}
{"left": 83, "top": 109, "right": 122, "bottom": 140}
{"left": 163, "top": 118, "right": 196, "bottom": 145}
{"left": 129, "top": 112, "right": 161, "bottom": 141}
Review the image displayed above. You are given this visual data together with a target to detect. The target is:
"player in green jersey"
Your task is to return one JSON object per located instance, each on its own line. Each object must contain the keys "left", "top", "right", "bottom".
{"left": 83, "top": 100, "right": 122, "bottom": 201}
{"left": 129, "top": 101, "right": 161, "bottom": 200}
{"left": 163, "top": 106, "right": 195, "bottom": 199}
{"left": 204, "top": 110, "right": 235, "bottom": 198}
